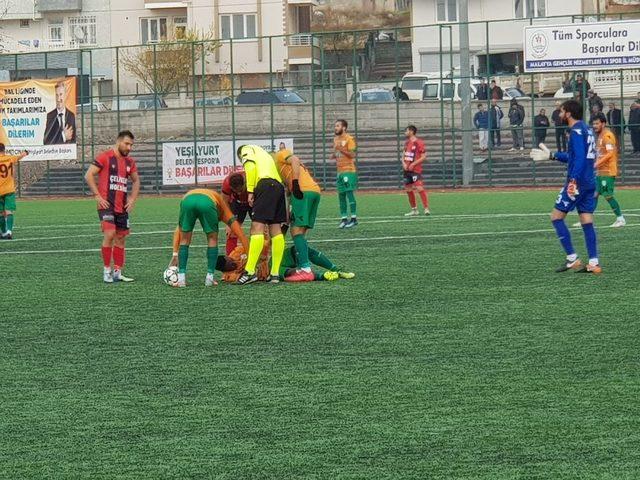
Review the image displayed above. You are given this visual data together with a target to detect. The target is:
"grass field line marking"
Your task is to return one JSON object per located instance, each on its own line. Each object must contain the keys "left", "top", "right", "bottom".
{"left": 16, "top": 208, "right": 640, "bottom": 231}
{"left": 2, "top": 223, "right": 638, "bottom": 256}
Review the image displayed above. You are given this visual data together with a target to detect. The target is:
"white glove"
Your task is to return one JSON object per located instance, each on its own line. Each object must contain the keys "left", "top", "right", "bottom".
{"left": 529, "top": 143, "right": 552, "bottom": 162}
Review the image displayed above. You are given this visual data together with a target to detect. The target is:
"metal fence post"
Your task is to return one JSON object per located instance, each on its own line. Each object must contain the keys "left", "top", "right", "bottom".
{"left": 191, "top": 41, "right": 198, "bottom": 186}
{"left": 79, "top": 50, "right": 86, "bottom": 195}
{"left": 44, "top": 51, "right": 50, "bottom": 196}
{"left": 311, "top": 34, "right": 317, "bottom": 177}
{"left": 202, "top": 42, "right": 207, "bottom": 141}
{"left": 394, "top": 28, "right": 402, "bottom": 188}
{"left": 115, "top": 46, "right": 121, "bottom": 133}
{"left": 320, "top": 35, "right": 327, "bottom": 189}
{"left": 153, "top": 44, "right": 160, "bottom": 192}
{"left": 230, "top": 39, "right": 236, "bottom": 168}
{"left": 269, "top": 36, "right": 274, "bottom": 148}
{"left": 352, "top": 32, "right": 359, "bottom": 171}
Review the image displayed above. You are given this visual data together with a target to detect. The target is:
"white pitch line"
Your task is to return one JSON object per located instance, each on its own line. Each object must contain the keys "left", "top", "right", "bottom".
{"left": 1, "top": 223, "right": 637, "bottom": 256}
{"left": 14, "top": 208, "right": 640, "bottom": 231}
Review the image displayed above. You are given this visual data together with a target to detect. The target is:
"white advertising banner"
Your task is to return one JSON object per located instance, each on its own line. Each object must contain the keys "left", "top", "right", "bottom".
{"left": 524, "top": 20, "right": 640, "bottom": 73}
{"left": 162, "top": 138, "right": 293, "bottom": 186}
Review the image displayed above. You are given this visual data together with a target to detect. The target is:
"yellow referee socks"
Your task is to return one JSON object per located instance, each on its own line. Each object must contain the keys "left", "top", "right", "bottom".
{"left": 245, "top": 234, "right": 265, "bottom": 275}
{"left": 270, "top": 233, "right": 285, "bottom": 276}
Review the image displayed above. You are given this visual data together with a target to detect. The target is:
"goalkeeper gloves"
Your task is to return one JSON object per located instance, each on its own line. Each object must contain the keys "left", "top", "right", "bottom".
{"left": 566, "top": 179, "right": 579, "bottom": 200}
{"left": 529, "top": 143, "right": 555, "bottom": 162}
{"left": 292, "top": 179, "right": 304, "bottom": 199}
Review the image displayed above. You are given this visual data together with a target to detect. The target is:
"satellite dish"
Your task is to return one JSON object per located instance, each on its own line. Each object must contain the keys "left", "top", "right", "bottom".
{"left": 73, "top": 26, "right": 86, "bottom": 41}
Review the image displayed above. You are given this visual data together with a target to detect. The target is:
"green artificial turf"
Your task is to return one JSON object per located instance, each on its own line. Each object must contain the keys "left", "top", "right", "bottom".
{"left": 1, "top": 189, "right": 639, "bottom": 479}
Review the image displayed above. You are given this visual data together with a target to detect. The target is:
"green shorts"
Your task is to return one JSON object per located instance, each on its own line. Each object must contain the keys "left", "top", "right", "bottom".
{"left": 596, "top": 176, "right": 615, "bottom": 197}
{"left": 336, "top": 172, "right": 358, "bottom": 193}
{"left": 290, "top": 191, "right": 321, "bottom": 229}
{"left": 179, "top": 193, "right": 219, "bottom": 234}
{"left": 0, "top": 192, "right": 16, "bottom": 211}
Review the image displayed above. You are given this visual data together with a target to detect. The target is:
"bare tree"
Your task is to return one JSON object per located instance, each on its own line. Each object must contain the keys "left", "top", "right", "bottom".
{"left": 121, "top": 29, "right": 220, "bottom": 97}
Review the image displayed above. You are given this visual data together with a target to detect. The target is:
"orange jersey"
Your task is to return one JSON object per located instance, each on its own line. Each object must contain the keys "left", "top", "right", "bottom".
{"left": 333, "top": 134, "right": 357, "bottom": 173}
{"left": 222, "top": 244, "right": 269, "bottom": 282}
{"left": 172, "top": 188, "right": 249, "bottom": 252}
{"left": 0, "top": 155, "right": 21, "bottom": 196}
{"left": 595, "top": 129, "right": 618, "bottom": 177}
{"left": 274, "top": 149, "right": 321, "bottom": 193}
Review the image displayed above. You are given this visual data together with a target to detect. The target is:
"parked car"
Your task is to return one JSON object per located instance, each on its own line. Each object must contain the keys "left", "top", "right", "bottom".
{"left": 235, "top": 89, "right": 305, "bottom": 105}
{"left": 77, "top": 102, "right": 110, "bottom": 113}
{"left": 195, "top": 96, "right": 233, "bottom": 107}
{"left": 422, "top": 78, "right": 481, "bottom": 101}
{"left": 350, "top": 88, "right": 395, "bottom": 103}
{"left": 502, "top": 87, "right": 530, "bottom": 100}
{"left": 111, "top": 95, "right": 168, "bottom": 111}
{"left": 401, "top": 73, "right": 431, "bottom": 100}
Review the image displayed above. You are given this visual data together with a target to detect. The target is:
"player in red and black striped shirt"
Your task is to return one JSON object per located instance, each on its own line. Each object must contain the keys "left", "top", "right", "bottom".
{"left": 221, "top": 170, "right": 251, "bottom": 255}
{"left": 402, "top": 125, "right": 429, "bottom": 216}
{"left": 85, "top": 130, "right": 140, "bottom": 283}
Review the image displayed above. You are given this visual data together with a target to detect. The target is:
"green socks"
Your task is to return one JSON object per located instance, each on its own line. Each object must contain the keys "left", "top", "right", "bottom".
{"left": 245, "top": 233, "right": 265, "bottom": 275}
{"left": 606, "top": 196, "right": 622, "bottom": 217}
{"left": 308, "top": 247, "right": 337, "bottom": 271}
{"left": 5, "top": 214, "right": 14, "bottom": 232}
{"left": 270, "top": 234, "right": 285, "bottom": 276}
{"left": 338, "top": 192, "right": 348, "bottom": 218}
{"left": 207, "top": 246, "right": 219, "bottom": 274}
{"left": 346, "top": 191, "right": 357, "bottom": 217}
{"left": 178, "top": 245, "right": 189, "bottom": 274}
{"left": 0, "top": 216, "right": 5, "bottom": 234}
{"left": 293, "top": 234, "right": 311, "bottom": 269}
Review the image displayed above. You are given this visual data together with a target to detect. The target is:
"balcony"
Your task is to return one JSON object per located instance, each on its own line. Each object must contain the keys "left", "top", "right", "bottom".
{"left": 145, "top": 0, "right": 188, "bottom": 8}
{"left": 287, "top": 34, "right": 320, "bottom": 65}
{"left": 38, "top": 0, "right": 82, "bottom": 12}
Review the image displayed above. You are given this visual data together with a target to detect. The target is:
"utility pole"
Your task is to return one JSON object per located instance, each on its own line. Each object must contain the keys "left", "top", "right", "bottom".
{"left": 459, "top": 0, "right": 473, "bottom": 186}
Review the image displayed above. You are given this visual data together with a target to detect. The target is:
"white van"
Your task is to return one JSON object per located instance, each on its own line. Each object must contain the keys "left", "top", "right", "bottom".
{"left": 400, "top": 73, "right": 431, "bottom": 100}
{"left": 421, "top": 79, "right": 481, "bottom": 101}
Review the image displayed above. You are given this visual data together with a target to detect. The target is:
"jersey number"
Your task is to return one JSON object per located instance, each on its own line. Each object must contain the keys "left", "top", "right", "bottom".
{"left": 587, "top": 132, "right": 596, "bottom": 160}
{"left": 0, "top": 163, "right": 13, "bottom": 179}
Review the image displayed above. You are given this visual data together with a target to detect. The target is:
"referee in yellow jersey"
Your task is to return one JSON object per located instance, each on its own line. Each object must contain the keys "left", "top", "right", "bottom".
{"left": 236, "top": 145, "right": 287, "bottom": 284}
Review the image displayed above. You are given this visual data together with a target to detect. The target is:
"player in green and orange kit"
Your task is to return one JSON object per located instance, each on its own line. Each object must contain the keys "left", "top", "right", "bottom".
{"left": 0, "top": 144, "right": 29, "bottom": 240}
{"left": 172, "top": 188, "right": 249, "bottom": 287}
{"left": 332, "top": 119, "right": 358, "bottom": 228}
{"left": 592, "top": 113, "right": 625, "bottom": 227}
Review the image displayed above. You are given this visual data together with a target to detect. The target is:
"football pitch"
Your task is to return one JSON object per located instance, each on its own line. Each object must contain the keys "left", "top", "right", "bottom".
{"left": 2, "top": 189, "right": 640, "bottom": 479}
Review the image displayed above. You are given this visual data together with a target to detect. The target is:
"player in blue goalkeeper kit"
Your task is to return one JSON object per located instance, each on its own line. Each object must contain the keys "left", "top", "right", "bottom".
{"left": 531, "top": 99, "right": 601, "bottom": 274}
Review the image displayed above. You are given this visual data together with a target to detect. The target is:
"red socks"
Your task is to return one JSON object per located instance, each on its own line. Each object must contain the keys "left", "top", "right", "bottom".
{"left": 226, "top": 236, "right": 238, "bottom": 255}
{"left": 406, "top": 191, "right": 417, "bottom": 208}
{"left": 101, "top": 247, "right": 112, "bottom": 268}
{"left": 419, "top": 190, "right": 429, "bottom": 208}
{"left": 113, "top": 246, "right": 125, "bottom": 270}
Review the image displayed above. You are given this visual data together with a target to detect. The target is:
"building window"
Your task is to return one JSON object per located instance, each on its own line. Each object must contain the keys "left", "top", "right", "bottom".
{"left": 436, "top": 0, "right": 457, "bottom": 22}
{"left": 49, "top": 20, "right": 64, "bottom": 47}
{"left": 69, "top": 16, "right": 97, "bottom": 47}
{"left": 515, "top": 0, "right": 546, "bottom": 19}
{"left": 20, "top": 19, "right": 29, "bottom": 28}
{"left": 141, "top": 18, "right": 168, "bottom": 44}
{"left": 174, "top": 16, "right": 187, "bottom": 40}
{"left": 220, "top": 14, "right": 257, "bottom": 40}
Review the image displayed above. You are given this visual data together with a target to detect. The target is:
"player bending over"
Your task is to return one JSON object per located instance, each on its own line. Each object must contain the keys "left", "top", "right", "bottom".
{"left": 236, "top": 145, "right": 287, "bottom": 285}
{"left": 173, "top": 188, "right": 249, "bottom": 287}
{"left": 274, "top": 143, "right": 322, "bottom": 282}
{"left": 332, "top": 119, "right": 358, "bottom": 228}
{"left": 85, "top": 130, "right": 140, "bottom": 283}
{"left": 0, "top": 144, "right": 29, "bottom": 240}
{"left": 591, "top": 113, "right": 625, "bottom": 228}
{"left": 221, "top": 171, "right": 251, "bottom": 254}
{"left": 530, "top": 100, "right": 601, "bottom": 274}
{"left": 402, "top": 125, "right": 430, "bottom": 216}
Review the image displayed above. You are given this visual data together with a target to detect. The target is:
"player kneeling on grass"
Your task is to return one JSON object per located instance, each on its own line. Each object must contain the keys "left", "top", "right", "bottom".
{"left": 0, "top": 145, "right": 29, "bottom": 240}
{"left": 402, "top": 125, "right": 430, "bottom": 216}
{"left": 235, "top": 145, "right": 287, "bottom": 285}
{"left": 172, "top": 188, "right": 249, "bottom": 287}
{"left": 591, "top": 113, "right": 625, "bottom": 228}
{"left": 530, "top": 100, "right": 601, "bottom": 274}
{"left": 85, "top": 130, "right": 140, "bottom": 283}
{"left": 274, "top": 143, "right": 322, "bottom": 282}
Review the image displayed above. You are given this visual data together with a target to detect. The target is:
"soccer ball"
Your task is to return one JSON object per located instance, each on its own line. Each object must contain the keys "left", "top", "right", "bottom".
{"left": 163, "top": 266, "right": 179, "bottom": 285}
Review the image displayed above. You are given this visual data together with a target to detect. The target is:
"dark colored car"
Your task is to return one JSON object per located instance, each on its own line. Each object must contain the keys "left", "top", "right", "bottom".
{"left": 235, "top": 89, "right": 305, "bottom": 105}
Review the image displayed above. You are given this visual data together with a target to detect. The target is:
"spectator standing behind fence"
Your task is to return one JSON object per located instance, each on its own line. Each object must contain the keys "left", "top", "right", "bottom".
{"left": 573, "top": 73, "right": 591, "bottom": 94}
{"left": 474, "top": 103, "right": 489, "bottom": 151}
{"left": 589, "top": 103, "right": 602, "bottom": 126}
{"left": 476, "top": 78, "right": 488, "bottom": 101}
{"left": 628, "top": 93, "right": 640, "bottom": 154}
{"left": 490, "top": 80, "right": 503, "bottom": 100}
{"left": 489, "top": 99, "right": 503, "bottom": 148}
{"left": 508, "top": 98, "right": 525, "bottom": 152}
{"left": 606, "top": 102, "right": 622, "bottom": 147}
{"left": 534, "top": 108, "right": 550, "bottom": 147}
{"left": 392, "top": 86, "right": 409, "bottom": 101}
{"left": 588, "top": 90, "right": 603, "bottom": 116}
{"left": 552, "top": 101, "right": 567, "bottom": 152}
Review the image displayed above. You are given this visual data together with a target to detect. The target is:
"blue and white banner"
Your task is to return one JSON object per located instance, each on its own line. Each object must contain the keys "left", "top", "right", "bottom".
{"left": 524, "top": 20, "right": 640, "bottom": 73}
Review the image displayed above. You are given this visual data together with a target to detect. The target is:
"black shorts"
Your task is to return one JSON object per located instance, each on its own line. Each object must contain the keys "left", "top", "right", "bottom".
{"left": 251, "top": 178, "right": 287, "bottom": 224}
{"left": 98, "top": 209, "right": 130, "bottom": 235}
{"left": 403, "top": 171, "right": 423, "bottom": 186}
{"left": 230, "top": 200, "right": 252, "bottom": 224}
